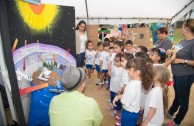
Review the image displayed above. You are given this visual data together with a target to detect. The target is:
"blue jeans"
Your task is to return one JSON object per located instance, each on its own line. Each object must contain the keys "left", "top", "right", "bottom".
{"left": 121, "top": 109, "right": 140, "bottom": 126}
{"left": 76, "top": 52, "right": 85, "bottom": 67}
{"left": 168, "top": 75, "right": 194, "bottom": 124}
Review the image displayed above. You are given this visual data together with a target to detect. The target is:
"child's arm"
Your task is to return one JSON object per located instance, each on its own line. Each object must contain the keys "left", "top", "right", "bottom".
{"left": 100, "top": 60, "right": 103, "bottom": 71}
{"left": 95, "top": 50, "right": 98, "bottom": 58}
{"left": 164, "top": 50, "right": 176, "bottom": 67}
{"left": 142, "top": 107, "right": 157, "bottom": 126}
{"left": 113, "top": 95, "right": 123, "bottom": 106}
{"left": 108, "top": 61, "right": 112, "bottom": 76}
{"left": 117, "top": 84, "right": 126, "bottom": 95}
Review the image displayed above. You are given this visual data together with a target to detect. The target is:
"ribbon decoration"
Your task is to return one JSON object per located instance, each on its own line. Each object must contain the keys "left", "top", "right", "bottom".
{"left": 23, "top": 40, "right": 27, "bottom": 71}
{"left": 12, "top": 38, "right": 18, "bottom": 53}
{"left": 66, "top": 48, "right": 70, "bottom": 57}
{"left": 19, "top": 83, "right": 48, "bottom": 96}
{"left": 166, "top": 81, "right": 174, "bottom": 86}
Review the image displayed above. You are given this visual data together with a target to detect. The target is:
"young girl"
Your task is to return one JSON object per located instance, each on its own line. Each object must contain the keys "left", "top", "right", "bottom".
{"left": 118, "top": 53, "right": 134, "bottom": 95}
{"left": 108, "top": 41, "right": 123, "bottom": 77}
{"left": 85, "top": 40, "right": 96, "bottom": 84}
{"left": 99, "top": 42, "right": 110, "bottom": 89}
{"left": 109, "top": 53, "right": 125, "bottom": 115}
{"left": 142, "top": 65, "right": 170, "bottom": 126}
{"left": 95, "top": 41, "right": 103, "bottom": 85}
{"left": 113, "top": 58, "right": 153, "bottom": 126}
{"left": 149, "top": 48, "right": 166, "bottom": 65}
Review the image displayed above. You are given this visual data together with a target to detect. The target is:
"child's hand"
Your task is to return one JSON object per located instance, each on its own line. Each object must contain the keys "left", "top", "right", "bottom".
{"left": 108, "top": 71, "right": 111, "bottom": 76}
{"left": 93, "top": 64, "right": 95, "bottom": 68}
{"left": 113, "top": 96, "right": 119, "bottom": 107}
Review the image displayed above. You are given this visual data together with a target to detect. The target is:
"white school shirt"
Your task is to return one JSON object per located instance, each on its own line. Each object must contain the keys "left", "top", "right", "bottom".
{"left": 85, "top": 50, "right": 96, "bottom": 65}
{"left": 121, "top": 80, "right": 142, "bottom": 113}
{"left": 119, "top": 70, "right": 131, "bottom": 89}
{"left": 95, "top": 51, "right": 102, "bottom": 65}
{"left": 99, "top": 51, "right": 110, "bottom": 70}
{"left": 110, "top": 66, "right": 125, "bottom": 93}
{"left": 80, "top": 34, "right": 87, "bottom": 53}
{"left": 110, "top": 53, "right": 116, "bottom": 67}
{"left": 143, "top": 87, "right": 164, "bottom": 126}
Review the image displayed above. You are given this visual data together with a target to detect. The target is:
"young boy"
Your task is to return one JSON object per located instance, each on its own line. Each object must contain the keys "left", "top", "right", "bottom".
{"left": 124, "top": 40, "right": 134, "bottom": 53}
{"left": 99, "top": 42, "right": 110, "bottom": 89}
{"left": 95, "top": 41, "right": 103, "bottom": 85}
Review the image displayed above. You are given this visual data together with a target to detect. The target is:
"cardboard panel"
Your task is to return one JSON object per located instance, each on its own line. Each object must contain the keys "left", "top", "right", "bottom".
{"left": 125, "top": 27, "right": 152, "bottom": 48}
{"left": 87, "top": 25, "right": 99, "bottom": 50}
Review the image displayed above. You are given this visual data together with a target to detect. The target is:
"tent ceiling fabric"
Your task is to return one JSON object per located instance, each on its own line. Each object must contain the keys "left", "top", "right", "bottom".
{"left": 42, "top": 0, "right": 193, "bottom": 24}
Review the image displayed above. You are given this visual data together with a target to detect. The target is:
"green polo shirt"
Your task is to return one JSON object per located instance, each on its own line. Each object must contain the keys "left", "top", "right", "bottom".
{"left": 49, "top": 91, "right": 103, "bottom": 126}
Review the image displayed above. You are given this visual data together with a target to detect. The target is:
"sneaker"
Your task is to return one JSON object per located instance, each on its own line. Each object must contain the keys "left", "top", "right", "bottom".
{"left": 115, "top": 115, "right": 121, "bottom": 121}
{"left": 163, "top": 120, "right": 180, "bottom": 126}
{"left": 167, "top": 113, "right": 174, "bottom": 119}
{"left": 96, "top": 81, "right": 100, "bottom": 85}
{"left": 115, "top": 121, "right": 121, "bottom": 126}
{"left": 105, "top": 80, "right": 108, "bottom": 86}
{"left": 96, "top": 79, "right": 100, "bottom": 85}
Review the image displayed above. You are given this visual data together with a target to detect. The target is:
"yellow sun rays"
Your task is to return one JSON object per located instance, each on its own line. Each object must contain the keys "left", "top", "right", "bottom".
{"left": 16, "top": 0, "right": 59, "bottom": 33}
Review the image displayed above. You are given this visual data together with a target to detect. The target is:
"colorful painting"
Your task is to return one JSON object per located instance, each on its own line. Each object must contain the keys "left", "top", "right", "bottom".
{"left": 6, "top": 0, "right": 76, "bottom": 57}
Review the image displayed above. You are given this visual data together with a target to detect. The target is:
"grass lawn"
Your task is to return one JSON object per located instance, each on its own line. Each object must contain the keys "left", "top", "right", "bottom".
{"left": 173, "top": 28, "right": 184, "bottom": 45}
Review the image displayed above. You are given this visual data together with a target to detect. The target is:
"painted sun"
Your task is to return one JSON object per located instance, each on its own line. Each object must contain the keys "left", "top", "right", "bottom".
{"left": 16, "top": 0, "right": 59, "bottom": 33}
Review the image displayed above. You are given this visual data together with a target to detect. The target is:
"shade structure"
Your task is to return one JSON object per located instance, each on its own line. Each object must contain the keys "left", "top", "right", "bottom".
{"left": 42, "top": 0, "right": 194, "bottom": 24}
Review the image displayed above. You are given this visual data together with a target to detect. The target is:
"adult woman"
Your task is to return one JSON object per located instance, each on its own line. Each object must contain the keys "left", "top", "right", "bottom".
{"left": 154, "top": 27, "right": 173, "bottom": 51}
{"left": 166, "top": 19, "right": 194, "bottom": 125}
{"left": 75, "top": 20, "right": 87, "bottom": 67}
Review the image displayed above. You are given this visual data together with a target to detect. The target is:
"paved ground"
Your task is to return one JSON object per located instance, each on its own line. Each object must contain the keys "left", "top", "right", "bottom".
{"left": 84, "top": 71, "right": 194, "bottom": 126}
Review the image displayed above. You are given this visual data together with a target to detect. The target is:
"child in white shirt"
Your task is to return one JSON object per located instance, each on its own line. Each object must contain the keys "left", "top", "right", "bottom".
{"left": 142, "top": 65, "right": 170, "bottom": 126}
{"left": 118, "top": 53, "right": 134, "bottom": 95}
{"left": 95, "top": 41, "right": 104, "bottom": 85}
{"left": 99, "top": 42, "right": 110, "bottom": 89}
{"left": 109, "top": 53, "right": 125, "bottom": 115}
{"left": 85, "top": 40, "right": 96, "bottom": 84}
{"left": 124, "top": 40, "right": 135, "bottom": 53}
{"left": 113, "top": 58, "right": 153, "bottom": 126}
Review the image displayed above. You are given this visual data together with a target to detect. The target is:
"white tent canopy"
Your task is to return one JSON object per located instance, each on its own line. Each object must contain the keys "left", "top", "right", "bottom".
{"left": 42, "top": 0, "right": 194, "bottom": 24}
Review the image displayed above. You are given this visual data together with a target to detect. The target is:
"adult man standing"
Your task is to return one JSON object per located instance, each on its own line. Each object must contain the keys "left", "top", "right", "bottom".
{"left": 154, "top": 27, "right": 173, "bottom": 51}
{"left": 49, "top": 65, "right": 103, "bottom": 126}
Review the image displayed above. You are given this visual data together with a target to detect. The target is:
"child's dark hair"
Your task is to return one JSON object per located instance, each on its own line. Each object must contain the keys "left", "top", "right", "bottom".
{"left": 97, "top": 41, "right": 103, "bottom": 46}
{"left": 103, "top": 42, "right": 110, "bottom": 47}
{"left": 109, "top": 47, "right": 114, "bottom": 50}
{"left": 145, "top": 57, "right": 153, "bottom": 66}
{"left": 151, "top": 48, "right": 166, "bottom": 63}
{"left": 125, "top": 40, "right": 133, "bottom": 45}
{"left": 86, "top": 40, "right": 93, "bottom": 49}
{"left": 126, "top": 57, "right": 153, "bottom": 90}
{"left": 122, "top": 52, "right": 134, "bottom": 61}
{"left": 115, "top": 53, "right": 123, "bottom": 61}
{"left": 135, "top": 51, "right": 148, "bottom": 58}
{"left": 138, "top": 46, "right": 148, "bottom": 53}
{"left": 114, "top": 41, "right": 124, "bottom": 52}
{"left": 104, "top": 38, "right": 110, "bottom": 42}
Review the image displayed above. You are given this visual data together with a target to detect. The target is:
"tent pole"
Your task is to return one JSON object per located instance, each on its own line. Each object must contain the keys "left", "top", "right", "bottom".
{"left": 171, "top": 0, "right": 194, "bottom": 20}
{"left": 85, "top": 0, "right": 89, "bottom": 24}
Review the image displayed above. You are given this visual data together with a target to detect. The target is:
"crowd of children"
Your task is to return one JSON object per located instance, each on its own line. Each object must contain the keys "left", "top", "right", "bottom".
{"left": 84, "top": 38, "right": 176, "bottom": 126}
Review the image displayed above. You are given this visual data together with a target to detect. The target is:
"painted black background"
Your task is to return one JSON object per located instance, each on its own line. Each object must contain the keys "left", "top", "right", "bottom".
{"left": 5, "top": 0, "right": 76, "bottom": 57}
